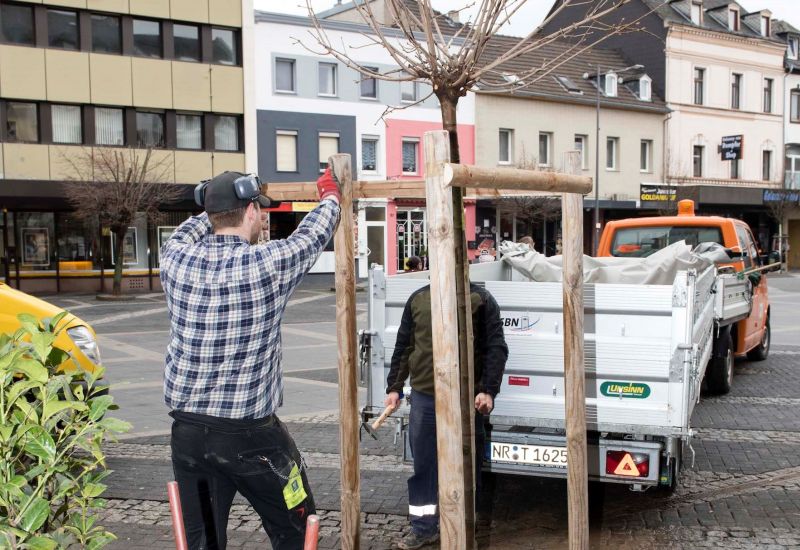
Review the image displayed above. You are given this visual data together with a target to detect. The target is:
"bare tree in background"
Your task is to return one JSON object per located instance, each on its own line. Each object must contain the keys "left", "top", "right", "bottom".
{"left": 302, "top": 1, "right": 645, "bottom": 543}
{"left": 62, "top": 148, "right": 179, "bottom": 296}
{"left": 765, "top": 191, "right": 800, "bottom": 269}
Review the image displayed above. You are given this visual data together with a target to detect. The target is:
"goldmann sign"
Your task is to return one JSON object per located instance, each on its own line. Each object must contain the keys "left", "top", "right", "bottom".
{"left": 640, "top": 185, "right": 676, "bottom": 202}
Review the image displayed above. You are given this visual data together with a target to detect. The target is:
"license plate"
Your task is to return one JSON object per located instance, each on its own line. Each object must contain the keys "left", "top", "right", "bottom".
{"left": 489, "top": 442, "right": 567, "bottom": 468}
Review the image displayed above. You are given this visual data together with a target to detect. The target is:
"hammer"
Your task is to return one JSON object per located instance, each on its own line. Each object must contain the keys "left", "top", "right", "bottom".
{"left": 363, "top": 404, "right": 398, "bottom": 440}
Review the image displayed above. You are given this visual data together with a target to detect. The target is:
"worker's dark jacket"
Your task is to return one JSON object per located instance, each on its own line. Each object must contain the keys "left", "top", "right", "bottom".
{"left": 386, "top": 284, "right": 509, "bottom": 398}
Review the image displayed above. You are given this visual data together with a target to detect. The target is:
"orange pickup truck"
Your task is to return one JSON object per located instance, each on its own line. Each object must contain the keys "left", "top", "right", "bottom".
{"left": 597, "top": 200, "right": 775, "bottom": 393}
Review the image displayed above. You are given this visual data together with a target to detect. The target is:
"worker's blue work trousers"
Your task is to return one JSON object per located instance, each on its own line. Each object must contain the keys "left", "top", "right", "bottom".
{"left": 407, "top": 389, "right": 484, "bottom": 537}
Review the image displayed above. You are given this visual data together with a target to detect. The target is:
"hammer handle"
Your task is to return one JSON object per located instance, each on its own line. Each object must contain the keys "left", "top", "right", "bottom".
{"left": 370, "top": 404, "right": 396, "bottom": 431}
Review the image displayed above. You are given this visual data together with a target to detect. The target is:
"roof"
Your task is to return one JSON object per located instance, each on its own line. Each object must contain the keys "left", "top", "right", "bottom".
{"left": 317, "top": 0, "right": 463, "bottom": 33}
{"left": 475, "top": 34, "right": 668, "bottom": 113}
{"left": 641, "top": 0, "right": 783, "bottom": 42}
{"left": 773, "top": 19, "right": 800, "bottom": 37}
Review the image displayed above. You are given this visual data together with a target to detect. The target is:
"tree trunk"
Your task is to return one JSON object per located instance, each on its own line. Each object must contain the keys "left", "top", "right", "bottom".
{"left": 439, "top": 96, "right": 476, "bottom": 549}
{"left": 113, "top": 229, "right": 125, "bottom": 296}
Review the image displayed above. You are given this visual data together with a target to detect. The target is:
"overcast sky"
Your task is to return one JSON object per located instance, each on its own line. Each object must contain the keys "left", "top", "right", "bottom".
{"left": 255, "top": 0, "right": 799, "bottom": 37}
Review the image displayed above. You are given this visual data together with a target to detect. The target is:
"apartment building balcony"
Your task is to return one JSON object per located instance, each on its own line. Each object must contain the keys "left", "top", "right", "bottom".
{"left": 785, "top": 171, "right": 800, "bottom": 190}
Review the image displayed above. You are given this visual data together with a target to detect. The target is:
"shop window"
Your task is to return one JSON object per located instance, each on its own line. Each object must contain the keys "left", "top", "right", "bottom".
{"left": 136, "top": 111, "right": 165, "bottom": 148}
{"left": 6, "top": 102, "right": 39, "bottom": 143}
{"left": 48, "top": 9, "right": 79, "bottom": 50}
{"left": 57, "top": 213, "right": 101, "bottom": 271}
{"left": 91, "top": 14, "right": 121, "bottom": 54}
{"left": 211, "top": 27, "right": 236, "bottom": 65}
{"left": 95, "top": 107, "right": 124, "bottom": 146}
{"left": 174, "top": 24, "right": 201, "bottom": 62}
{"left": 52, "top": 104, "right": 82, "bottom": 144}
{"left": 1, "top": 3, "right": 34, "bottom": 46}
{"left": 214, "top": 116, "right": 238, "bottom": 151}
{"left": 176, "top": 113, "right": 202, "bottom": 150}
{"left": 17, "top": 212, "right": 55, "bottom": 272}
{"left": 133, "top": 19, "right": 162, "bottom": 58}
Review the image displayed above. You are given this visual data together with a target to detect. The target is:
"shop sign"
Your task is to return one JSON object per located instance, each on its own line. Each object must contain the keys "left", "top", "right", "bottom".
{"left": 640, "top": 185, "right": 676, "bottom": 202}
{"left": 721, "top": 135, "right": 743, "bottom": 161}
{"left": 763, "top": 189, "right": 800, "bottom": 204}
{"left": 291, "top": 202, "right": 319, "bottom": 212}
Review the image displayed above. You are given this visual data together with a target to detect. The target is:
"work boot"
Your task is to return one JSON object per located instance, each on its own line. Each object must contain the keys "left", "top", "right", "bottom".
{"left": 397, "top": 530, "right": 439, "bottom": 549}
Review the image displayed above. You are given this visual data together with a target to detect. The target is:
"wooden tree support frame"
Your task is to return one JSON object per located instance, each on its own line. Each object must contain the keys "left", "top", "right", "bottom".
{"left": 326, "top": 142, "right": 592, "bottom": 550}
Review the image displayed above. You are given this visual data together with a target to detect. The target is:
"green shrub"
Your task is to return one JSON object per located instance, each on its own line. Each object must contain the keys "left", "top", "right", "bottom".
{"left": 0, "top": 313, "right": 131, "bottom": 549}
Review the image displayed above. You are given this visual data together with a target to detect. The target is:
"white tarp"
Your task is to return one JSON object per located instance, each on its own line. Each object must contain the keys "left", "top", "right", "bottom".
{"left": 498, "top": 240, "right": 729, "bottom": 285}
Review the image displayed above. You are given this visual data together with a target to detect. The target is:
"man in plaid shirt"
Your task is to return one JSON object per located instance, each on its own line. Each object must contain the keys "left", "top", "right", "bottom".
{"left": 161, "top": 169, "right": 340, "bottom": 550}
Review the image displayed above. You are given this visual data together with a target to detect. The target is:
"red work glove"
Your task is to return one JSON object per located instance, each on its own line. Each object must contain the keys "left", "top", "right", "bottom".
{"left": 317, "top": 167, "right": 341, "bottom": 203}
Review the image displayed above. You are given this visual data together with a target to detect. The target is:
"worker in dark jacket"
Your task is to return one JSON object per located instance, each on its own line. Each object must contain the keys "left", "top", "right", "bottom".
{"left": 385, "top": 284, "right": 508, "bottom": 550}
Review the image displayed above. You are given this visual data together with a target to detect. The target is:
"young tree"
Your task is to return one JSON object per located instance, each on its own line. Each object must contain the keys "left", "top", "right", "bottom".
{"left": 304, "top": 1, "right": 644, "bottom": 543}
{"left": 764, "top": 190, "right": 800, "bottom": 268}
{"left": 62, "top": 148, "right": 179, "bottom": 296}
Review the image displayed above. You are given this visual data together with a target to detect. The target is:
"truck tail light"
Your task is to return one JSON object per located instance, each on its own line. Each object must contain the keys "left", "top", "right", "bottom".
{"left": 606, "top": 451, "right": 649, "bottom": 478}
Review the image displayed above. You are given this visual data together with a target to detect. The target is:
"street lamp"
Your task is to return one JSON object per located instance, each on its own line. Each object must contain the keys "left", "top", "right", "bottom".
{"left": 583, "top": 63, "right": 643, "bottom": 255}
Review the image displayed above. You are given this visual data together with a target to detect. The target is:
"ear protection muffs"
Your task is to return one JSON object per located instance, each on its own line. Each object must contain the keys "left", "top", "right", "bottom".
{"left": 194, "top": 179, "right": 210, "bottom": 207}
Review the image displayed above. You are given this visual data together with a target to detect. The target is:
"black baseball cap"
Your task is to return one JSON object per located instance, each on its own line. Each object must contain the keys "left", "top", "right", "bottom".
{"left": 200, "top": 172, "right": 273, "bottom": 213}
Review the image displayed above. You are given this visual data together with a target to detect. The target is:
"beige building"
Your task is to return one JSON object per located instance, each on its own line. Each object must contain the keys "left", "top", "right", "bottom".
{"left": 0, "top": 0, "right": 249, "bottom": 293}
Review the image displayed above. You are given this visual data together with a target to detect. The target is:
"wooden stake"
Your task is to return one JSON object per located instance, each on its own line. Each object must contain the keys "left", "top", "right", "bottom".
{"left": 561, "top": 151, "right": 589, "bottom": 550}
{"left": 330, "top": 154, "right": 360, "bottom": 550}
{"left": 444, "top": 163, "right": 592, "bottom": 195}
{"left": 423, "top": 130, "right": 467, "bottom": 549}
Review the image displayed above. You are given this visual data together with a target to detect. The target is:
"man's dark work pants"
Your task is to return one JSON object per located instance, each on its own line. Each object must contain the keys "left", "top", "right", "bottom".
{"left": 407, "top": 390, "right": 485, "bottom": 537}
{"left": 170, "top": 411, "right": 315, "bottom": 550}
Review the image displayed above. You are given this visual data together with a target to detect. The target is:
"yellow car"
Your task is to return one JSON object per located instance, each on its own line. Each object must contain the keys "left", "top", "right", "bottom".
{"left": 1, "top": 281, "right": 102, "bottom": 375}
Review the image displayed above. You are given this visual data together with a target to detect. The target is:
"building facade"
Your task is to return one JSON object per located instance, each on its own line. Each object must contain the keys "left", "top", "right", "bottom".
{"left": 254, "top": 11, "right": 475, "bottom": 276}
{"left": 0, "top": 0, "right": 249, "bottom": 293}
{"left": 543, "top": 0, "right": 787, "bottom": 253}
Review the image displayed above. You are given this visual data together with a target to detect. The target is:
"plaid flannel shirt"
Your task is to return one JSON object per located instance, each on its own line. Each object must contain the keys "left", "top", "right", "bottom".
{"left": 160, "top": 198, "right": 340, "bottom": 419}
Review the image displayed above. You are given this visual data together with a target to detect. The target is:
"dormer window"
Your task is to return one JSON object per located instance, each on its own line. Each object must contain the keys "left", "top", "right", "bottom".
{"left": 639, "top": 76, "right": 652, "bottom": 101}
{"left": 605, "top": 72, "right": 618, "bottom": 97}
{"left": 690, "top": 1, "right": 702, "bottom": 25}
{"left": 555, "top": 75, "right": 582, "bottom": 94}
{"left": 789, "top": 37, "right": 799, "bottom": 60}
{"left": 761, "top": 15, "right": 771, "bottom": 36}
{"left": 728, "top": 7, "right": 739, "bottom": 31}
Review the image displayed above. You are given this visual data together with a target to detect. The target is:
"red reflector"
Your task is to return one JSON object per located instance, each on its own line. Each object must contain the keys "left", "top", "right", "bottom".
{"left": 606, "top": 451, "right": 649, "bottom": 478}
{"left": 508, "top": 376, "right": 530, "bottom": 386}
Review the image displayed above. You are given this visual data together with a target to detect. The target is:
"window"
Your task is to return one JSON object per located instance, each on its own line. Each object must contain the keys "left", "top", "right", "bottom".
{"left": 731, "top": 73, "right": 741, "bottom": 110}
{"left": 6, "top": 102, "right": 38, "bottom": 143}
{"left": 318, "top": 63, "right": 337, "bottom": 96}
{"left": 690, "top": 1, "right": 702, "bottom": 24}
{"left": 214, "top": 116, "right": 238, "bottom": 151}
{"left": 694, "top": 67, "right": 705, "bottom": 105}
{"left": 276, "top": 130, "right": 297, "bottom": 172}
{"left": 1, "top": 4, "right": 34, "bottom": 46}
{"left": 318, "top": 132, "right": 339, "bottom": 171}
{"left": 133, "top": 19, "right": 161, "bottom": 58}
{"left": 51, "top": 105, "right": 82, "bottom": 144}
{"left": 728, "top": 8, "right": 739, "bottom": 31}
{"left": 730, "top": 158, "right": 740, "bottom": 179}
{"left": 792, "top": 90, "right": 800, "bottom": 123}
{"left": 91, "top": 14, "right": 121, "bottom": 54}
{"left": 556, "top": 75, "right": 582, "bottom": 94}
{"left": 574, "top": 135, "right": 587, "bottom": 169}
{"left": 275, "top": 59, "right": 295, "bottom": 92}
{"left": 499, "top": 129, "right": 513, "bottom": 164}
{"left": 538, "top": 132, "right": 552, "bottom": 166}
{"left": 174, "top": 24, "right": 200, "bottom": 62}
{"left": 639, "top": 77, "right": 651, "bottom": 101}
{"left": 135, "top": 111, "right": 165, "bottom": 148}
{"left": 604, "top": 72, "right": 618, "bottom": 97}
{"left": 611, "top": 226, "right": 722, "bottom": 257}
{"left": 94, "top": 107, "right": 124, "bottom": 145}
{"left": 401, "top": 78, "right": 417, "bottom": 103}
{"left": 362, "top": 137, "right": 378, "bottom": 172}
{"left": 762, "top": 150, "right": 772, "bottom": 181}
{"left": 640, "top": 140, "right": 652, "bottom": 172}
{"left": 606, "top": 137, "right": 618, "bottom": 170}
{"left": 763, "top": 78, "right": 773, "bottom": 113}
{"left": 48, "top": 9, "right": 79, "bottom": 50}
{"left": 693, "top": 145, "right": 704, "bottom": 177}
{"left": 402, "top": 139, "right": 418, "bottom": 174}
{"left": 761, "top": 15, "right": 770, "bottom": 37}
{"left": 176, "top": 114, "right": 202, "bottom": 149}
{"left": 211, "top": 28, "right": 236, "bottom": 65}
{"left": 360, "top": 67, "right": 378, "bottom": 99}
{"left": 789, "top": 37, "right": 799, "bottom": 60}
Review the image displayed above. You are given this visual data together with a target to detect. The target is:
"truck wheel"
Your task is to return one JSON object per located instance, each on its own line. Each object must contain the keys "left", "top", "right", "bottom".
{"left": 746, "top": 318, "right": 770, "bottom": 361}
{"left": 707, "top": 332, "right": 733, "bottom": 395}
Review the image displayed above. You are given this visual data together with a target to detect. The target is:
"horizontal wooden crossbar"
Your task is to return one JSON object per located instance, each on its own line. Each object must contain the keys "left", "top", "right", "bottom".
{"left": 444, "top": 164, "right": 593, "bottom": 195}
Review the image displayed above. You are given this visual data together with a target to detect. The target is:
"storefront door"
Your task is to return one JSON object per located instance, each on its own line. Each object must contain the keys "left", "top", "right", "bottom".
{"left": 396, "top": 209, "right": 427, "bottom": 272}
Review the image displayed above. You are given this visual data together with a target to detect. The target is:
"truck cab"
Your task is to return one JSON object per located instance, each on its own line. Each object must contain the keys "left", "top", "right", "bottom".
{"left": 597, "top": 200, "right": 771, "bottom": 362}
